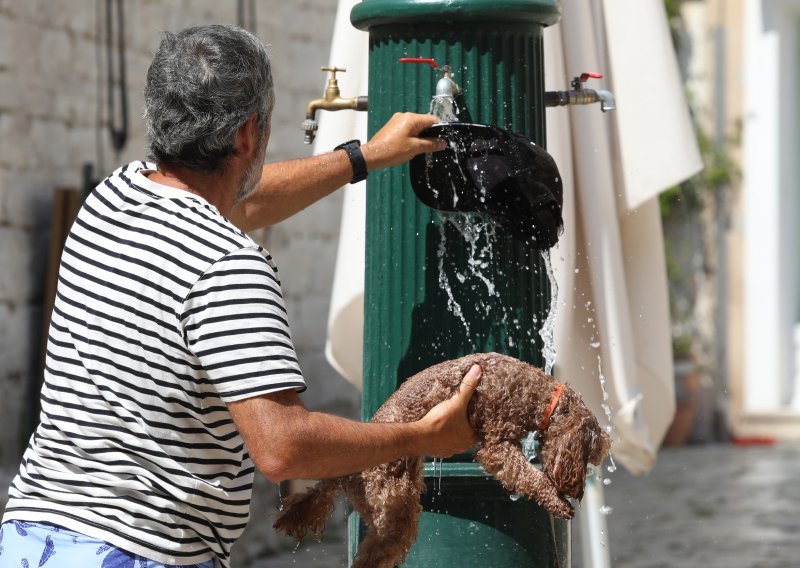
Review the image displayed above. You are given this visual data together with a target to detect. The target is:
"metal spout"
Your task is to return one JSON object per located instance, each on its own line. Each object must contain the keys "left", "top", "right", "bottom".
{"left": 596, "top": 89, "right": 615, "bottom": 112}
{"left": 302, "top": 66, "right": 368, "bottom": 144}
{"left": 434, "top": 65, "right": 460, "bottom": 98}
{"left": 399, "top": 58, "right": 461, "bottom": 99}
{"left": 545, "top": 72, "right": 616, "bottom": 113}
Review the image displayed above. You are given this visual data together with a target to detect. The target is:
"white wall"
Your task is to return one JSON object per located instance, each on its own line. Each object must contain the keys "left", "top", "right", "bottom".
{"left": 0, "top": 0, "right": 356, "bottom": 464}
{"left": 742, "top": 0, "right": 800, "bottom": 413}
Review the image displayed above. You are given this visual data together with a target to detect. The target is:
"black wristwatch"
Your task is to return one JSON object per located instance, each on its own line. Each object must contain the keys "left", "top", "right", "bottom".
{"left": 334, "top": 139, "right": 368, "bottom": 184}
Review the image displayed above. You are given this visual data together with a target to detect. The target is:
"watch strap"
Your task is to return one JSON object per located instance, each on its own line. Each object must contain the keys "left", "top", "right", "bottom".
{"left": 334, "top": 139, "right": 368, "bottom": 184}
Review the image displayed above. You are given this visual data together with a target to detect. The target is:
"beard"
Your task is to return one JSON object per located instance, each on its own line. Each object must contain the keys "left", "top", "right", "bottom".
{"left": 234, "top": 131, "right": 268, "bottom": 204}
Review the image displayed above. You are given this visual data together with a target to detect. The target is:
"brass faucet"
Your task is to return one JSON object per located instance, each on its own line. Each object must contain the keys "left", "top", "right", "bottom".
{"left": 302, "top": 66, "right": 368, "bottom": 144}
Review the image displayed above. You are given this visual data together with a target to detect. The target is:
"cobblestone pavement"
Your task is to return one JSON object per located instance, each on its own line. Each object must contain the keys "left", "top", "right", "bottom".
{"left": 5, "top": 443, "right": 799, "bottom": 567}
{"left": 252, "top": 443, "right": 800, "bottom": 567}
{"left": 579, "top": 442, "right": 800, "bottom": 568}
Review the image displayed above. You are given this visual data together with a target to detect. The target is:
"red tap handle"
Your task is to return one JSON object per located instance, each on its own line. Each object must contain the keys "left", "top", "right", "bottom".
{"left": 579, "top": 72, "right": 604, "bottom": 82}
{"left": 400, "top": 57, "right": 439, "bottom": 69}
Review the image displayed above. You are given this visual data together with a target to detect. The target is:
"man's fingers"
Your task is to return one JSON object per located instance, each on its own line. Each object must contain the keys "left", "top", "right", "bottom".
{"left": 406, "top": 112, "right": 440, "bottom": 132}
{"left": 419, "top": 136, "right": 448, "bottom": 153}
{"left": 458, "top": 364, "right": 482, "bottom": 398}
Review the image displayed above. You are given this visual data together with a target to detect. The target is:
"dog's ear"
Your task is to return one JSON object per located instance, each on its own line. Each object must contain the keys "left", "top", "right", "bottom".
{"left": 545, "top": 423, "right": 588, "bottom": 501}
{"left": 545, "top": 415, "right": 608, "bottom": 501}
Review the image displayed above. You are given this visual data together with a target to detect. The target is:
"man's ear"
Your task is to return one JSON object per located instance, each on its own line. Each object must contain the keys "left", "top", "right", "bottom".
{"left": 234, "top": 114, "right": 260, "bottom": 156}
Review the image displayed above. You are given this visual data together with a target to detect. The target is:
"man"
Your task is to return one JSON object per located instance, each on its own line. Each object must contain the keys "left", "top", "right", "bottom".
{"left": 0, "top": 24, "right": 481, "bottom": 568}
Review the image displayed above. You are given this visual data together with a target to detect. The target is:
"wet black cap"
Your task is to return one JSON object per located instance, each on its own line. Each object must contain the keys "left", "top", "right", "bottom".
{"left": 409, "top": 123, "right": 563, "bottom": 249}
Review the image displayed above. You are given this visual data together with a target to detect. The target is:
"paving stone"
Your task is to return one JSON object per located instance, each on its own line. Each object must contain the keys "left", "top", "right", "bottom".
{"left": 574, "top": 443, "right": 800, "bottom": 568}
{"left": 240, "top": 444, "right": 800, "bottom": 567}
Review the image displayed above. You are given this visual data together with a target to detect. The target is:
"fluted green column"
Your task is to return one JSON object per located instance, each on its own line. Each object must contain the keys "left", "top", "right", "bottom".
{"left": 351, "top": 1, "right": 568, "bottom": 565}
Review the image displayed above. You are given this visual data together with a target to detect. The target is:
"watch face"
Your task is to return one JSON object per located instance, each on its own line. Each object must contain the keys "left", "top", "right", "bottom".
{"left": 336, "top": 139, "right": 360, "bottom": 150}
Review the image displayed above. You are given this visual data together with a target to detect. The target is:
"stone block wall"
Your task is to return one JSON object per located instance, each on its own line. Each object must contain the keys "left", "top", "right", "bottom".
{"left": 0, "top": 0, "right": 360, "bottom": 562}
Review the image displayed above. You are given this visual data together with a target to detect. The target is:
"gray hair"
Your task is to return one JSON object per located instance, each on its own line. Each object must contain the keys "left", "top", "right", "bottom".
{"left": 144, "top": 24, "right": 274, "bottom": 173}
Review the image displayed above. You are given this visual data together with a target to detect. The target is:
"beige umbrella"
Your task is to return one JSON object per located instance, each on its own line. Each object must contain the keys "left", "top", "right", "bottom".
{"left": 317, "top": 0, "right": 369, "bottom": 386}
{"left": 548, "top": 0, "right": 701, "bottom": 475}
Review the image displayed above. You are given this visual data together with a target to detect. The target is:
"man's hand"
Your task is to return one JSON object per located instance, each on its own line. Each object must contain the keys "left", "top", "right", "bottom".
{"left": 417, "top": 364, "right": 483, "bottom": 457}
{"left": 361, "top": 112, "right": 448, "bottom": 171}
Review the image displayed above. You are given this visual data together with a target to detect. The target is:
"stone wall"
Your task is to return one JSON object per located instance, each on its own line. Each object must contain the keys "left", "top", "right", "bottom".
{"left": 0, "top": 0, "right": 358, "bottom": 562}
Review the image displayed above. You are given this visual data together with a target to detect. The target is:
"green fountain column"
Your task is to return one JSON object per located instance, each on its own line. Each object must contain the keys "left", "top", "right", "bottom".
{"left": 350, "top": 0, "right": 568, "bottom": 565}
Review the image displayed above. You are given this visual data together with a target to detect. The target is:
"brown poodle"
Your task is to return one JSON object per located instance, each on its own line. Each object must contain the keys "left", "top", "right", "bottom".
{"left": 273, "top": 352, "right": 610, "bottom": 568}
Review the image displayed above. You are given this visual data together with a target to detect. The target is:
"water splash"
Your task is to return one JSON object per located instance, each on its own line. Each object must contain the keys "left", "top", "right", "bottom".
{"left": 597, "top": 355, "right": 613, "bottom": 426}
{"left": 436, "top": 457, "right": 443, "bottom": 495}
{"left": 429, "top": 457, "right": 444, "bottom": 497}
{"left": 436, "top": 219, "right": 471, "bottom": 336}
{"left": 539, "top": 249, "right": 558, "bottom": 375}
{"left": 511, "top": 250, "right": 559, "bottom": 470}
{"left": 521, "top": 431, "right": 538, "bottom": 463}
{"left": 430, "top": 94, "right": 459, "bottom": 121}
{"left": 435, "top": 213, "right": 500, "bottom": 333}
{"left": 594, "top": 352, "right": 620, "bottom": 483}
{"left": 514, "top": 429, "right": 539, "bottom": 498}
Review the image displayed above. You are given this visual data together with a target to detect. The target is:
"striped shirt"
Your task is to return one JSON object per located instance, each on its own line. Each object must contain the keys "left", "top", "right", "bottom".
{"left": 3, "top": 162, "right": 306, "bottom": 567}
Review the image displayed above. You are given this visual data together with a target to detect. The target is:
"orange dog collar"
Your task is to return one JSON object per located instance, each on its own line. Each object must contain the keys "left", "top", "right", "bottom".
{"left": 539, "top": 384, "right": 564, "bottom": 431}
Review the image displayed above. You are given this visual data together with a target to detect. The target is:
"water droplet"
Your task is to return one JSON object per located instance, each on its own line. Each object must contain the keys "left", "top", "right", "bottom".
{"left": 539, "top": 250, "right": 558, "bottom": 374}
{"left": 599, "top": 505, "right": 613, "bottom": 515}
{"left": 603, "top": 478, "right": 612, "bottom": 486}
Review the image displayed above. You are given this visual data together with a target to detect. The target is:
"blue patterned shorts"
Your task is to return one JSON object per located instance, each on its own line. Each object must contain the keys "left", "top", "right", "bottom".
{"left": 0, "top": 521, "right": 214, "bottom": 568}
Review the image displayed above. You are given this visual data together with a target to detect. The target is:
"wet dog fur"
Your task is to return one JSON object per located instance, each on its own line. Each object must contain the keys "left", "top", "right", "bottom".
{"left": 273, "top": 353, "right": 611, "bottom": 568}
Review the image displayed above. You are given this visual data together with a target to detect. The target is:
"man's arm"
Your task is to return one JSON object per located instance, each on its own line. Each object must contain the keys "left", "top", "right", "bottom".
{"left": 228, "top": 364, "right": 482, "bottom": 482}
{"left": 230, "top": 112, "right": 447, "bottom": 231}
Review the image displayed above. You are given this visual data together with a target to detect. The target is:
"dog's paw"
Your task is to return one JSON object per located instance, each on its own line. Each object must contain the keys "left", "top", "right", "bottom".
{"left": 547, "top": 494, "right": 575, "bottom": 519}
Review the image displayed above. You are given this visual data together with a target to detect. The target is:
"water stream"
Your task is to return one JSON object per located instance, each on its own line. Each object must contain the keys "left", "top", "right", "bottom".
{"left": 539, "top": 250, "right": 558, "bottom": 375}
{"left": 430, "top": 94, "right": 459, "bottom": 122}
{"left": 426, "top": 97, "right": 616, "bottom": 513}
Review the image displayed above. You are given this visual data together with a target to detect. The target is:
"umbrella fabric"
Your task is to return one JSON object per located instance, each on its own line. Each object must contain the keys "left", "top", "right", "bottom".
{"left": 546, "top": 0, "right": 701, "bottom": 474}
{"left": 317, "top": 0, "right": 369, "bottom": 386}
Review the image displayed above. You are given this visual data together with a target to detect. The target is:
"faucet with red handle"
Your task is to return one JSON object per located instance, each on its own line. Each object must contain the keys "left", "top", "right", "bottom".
{"left": 546, "top": 72, "right": 616, "bottom": 112}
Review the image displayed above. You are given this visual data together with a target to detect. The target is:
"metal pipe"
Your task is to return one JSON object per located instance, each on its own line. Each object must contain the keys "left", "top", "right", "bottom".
{"left": 544, "top": 88, "right": 615, "bottom": 112}
{"left": 545, "top": 72, "right": 616, "bottom": 112}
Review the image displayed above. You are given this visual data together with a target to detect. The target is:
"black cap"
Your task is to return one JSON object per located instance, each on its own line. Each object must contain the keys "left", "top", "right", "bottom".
{"left": 409, "top": 123, "right": 563, "bottom": 249}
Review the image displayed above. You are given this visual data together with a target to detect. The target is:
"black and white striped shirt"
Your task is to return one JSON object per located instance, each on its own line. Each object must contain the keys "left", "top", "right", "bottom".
{"left": 3, "top": 162, "right": 305, "bottom": 567}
